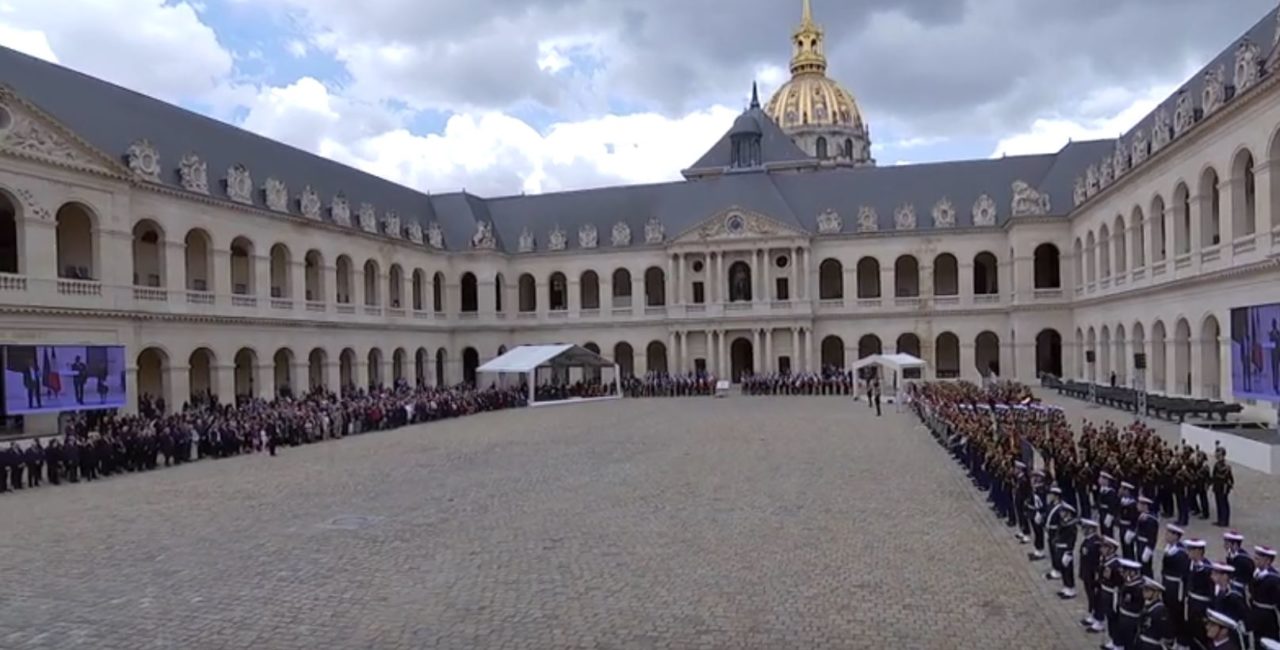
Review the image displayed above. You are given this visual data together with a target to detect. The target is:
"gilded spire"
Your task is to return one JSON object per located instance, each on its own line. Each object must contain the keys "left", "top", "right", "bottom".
{"left": 790, "top": 0, "right": 827, "bottom": 76}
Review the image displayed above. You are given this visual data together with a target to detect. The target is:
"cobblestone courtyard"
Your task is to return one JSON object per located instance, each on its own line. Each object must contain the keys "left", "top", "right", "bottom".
{"left": 0, "top": 397, "right": 1143, "bottom": 649}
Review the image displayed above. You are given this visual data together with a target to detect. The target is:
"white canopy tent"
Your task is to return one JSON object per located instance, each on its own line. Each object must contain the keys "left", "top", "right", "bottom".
{"left": 850, "top": 353, "right": 927, "bottom": 406}
{"left": 477, "top": 344, "right": 620, "bottom": 406}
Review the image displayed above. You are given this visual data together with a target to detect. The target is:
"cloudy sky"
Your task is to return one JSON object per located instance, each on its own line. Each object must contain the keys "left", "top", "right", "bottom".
{"left": 1, "top": 0, "right": 1274, "bottom": 196}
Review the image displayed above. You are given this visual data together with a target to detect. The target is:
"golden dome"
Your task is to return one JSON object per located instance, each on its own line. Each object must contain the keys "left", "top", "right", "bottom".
{"left": 764, "top": 0, "right": 867, "bottom": 132}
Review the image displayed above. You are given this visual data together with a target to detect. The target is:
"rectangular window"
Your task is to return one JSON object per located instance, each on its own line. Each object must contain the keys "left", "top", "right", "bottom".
{"left": 692, "top": 282, "right": 705, "bottom": 304}
{"left": 776, "top": 278, "right": 789, "bottom": 301}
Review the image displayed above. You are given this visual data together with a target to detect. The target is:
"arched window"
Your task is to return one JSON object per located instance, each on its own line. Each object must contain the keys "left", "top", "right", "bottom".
{"left": 549, "top": 272, "right": 568, "bottom": 310}
{"left": 933, "top": 254, "right": 958, "bottom": 296}
{"left": 1200, "top": 167, "right": 1221, "bottom": 247}
{"left": 894, "top": 255, "right": 919, "bottom": 297}
{"left": 1131, "top": 206, "right": 1146, "bottom": 268}
{"left": 270, "top": 243, "right": 291, "bottom": 298}
{"left": 387, "top": 264, "right": 403, "bottom": 308}
{"left": 816, "top": 136, "right": 828, "bottom": 159}
{"left": 188, "top": 348, "right": 216, "bottom": 399}
{"left": 855, "top": 256, "right": 880, "bottom": 298}
{"left": 844, "top": 137, "right": 854, "bottom": 160}
{"left": 644, "top": 267, "right": 665, "bottom": 306}
{"left": 1113, "top": 216, "right": 1127, "bottom": 275}
{"left": 1232, "top": 149, "right": 1257, "bottom": 237}
{"left": 131, "top": 220, "right": 164, "bottom": 289}
{"left": 304, "top": 250, "right": 323, "bottom": 302}
{"left": 0, "top": 191, "right": 19, "bottom": 274}
{"left": 975, "top": 331, "right": 1000, "bottom": 377}
{"left": 494, "top": 273, "right": 504, "bottom": 312}
{"left": 229, "top": 236, "right": 255, "bottom": 295}
{"left": 580, "top": 271, "right": 600, "bottom": 309}
{"left": 818, "top": 258, "right": 843, "bottom": 299}
{"left": 55, "top": 203, "right": 96, "bottom": 280}
{"left": 1072, "top": 238, "right": 1084, "bottom": 286}
{"left": 1032, "top": 243, "right": 1060, "bottom": 289}
{"left": 518, "top": 273, "right": 537, "bottom": 312}
{"left": 1174, "top": 182, "right": 1191, "bottom": 255}
{"left": 727, "top": 261, "right": 752, "bottom": 302}
{"left": 432, "top": 272, "right": 445, "bottom": 312}
{"left": 611, "top": 268, "right": 632, "bottom": 307}
{"left": 1098, "top": 224, "right": 1111, "bottom": 279}
{"left": 335, "top": 255, "right": 353, "bottom": 304}
{"left": 1085, "top": 232, "right": 1097, "bottom": 284}
{"left": 461, "top": 273, "right": 478, "bottom": 312}
{"left": 973, "top": 252, "right": 998, "bottom": 295}
{"left": 362, "top": 259, "right": 380, "bottom": 306}
{"left": 614, "top": 342, "right": 635, "bottom": 378}
{"left": 411, "top": 269, "right": 425, "bottom": 311}
{"left": 1151, "top": 195, "right": 1167, "bottom": 261}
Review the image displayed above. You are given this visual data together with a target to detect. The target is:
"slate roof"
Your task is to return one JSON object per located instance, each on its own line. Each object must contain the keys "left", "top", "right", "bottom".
{"left": 2, "top": 4, "right": 1274, "bottom": 255}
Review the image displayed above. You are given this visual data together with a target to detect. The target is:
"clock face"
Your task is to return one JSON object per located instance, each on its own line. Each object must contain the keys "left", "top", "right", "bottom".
{"left": 726, "top": 214, "right": 745, "bottom": 234}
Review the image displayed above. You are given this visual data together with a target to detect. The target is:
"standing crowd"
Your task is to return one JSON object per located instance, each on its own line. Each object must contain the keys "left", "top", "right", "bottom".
{"left": 0, "top": 381, "right": 527, "bottom": 494}
{"left": 621, "top": 372, "right": 718, "bottom": 397}
{"left": 912, "top": 380, "right": 1279, "bottom": 650}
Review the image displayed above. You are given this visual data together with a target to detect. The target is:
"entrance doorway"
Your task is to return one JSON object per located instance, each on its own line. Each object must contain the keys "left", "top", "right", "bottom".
{"left": 730, "top": 337, "right": 753, "bottom": 382}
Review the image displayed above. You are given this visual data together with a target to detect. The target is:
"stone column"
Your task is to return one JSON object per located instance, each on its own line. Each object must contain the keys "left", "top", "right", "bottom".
{"left": 1256, "top": 162, "right": 1276, "bottom": 256}
{"left": 763, "top": 328, "right": 773, "bottom": 373}
{"left": 252, "top": 254, "right": 270, "bottom": 298}
{"left": 289, "top": 260, "right": 306, "bottom": 304}
{"left": 632, "top": 273, "right": 644, "bottom": 316}
{"left": 718, "top": 330, "right": 728, "bottom": 378}
{"left": 567, "top": 276, "right": 580, "bottom": 316}
{"left": 123, "top": 364, "right": 139, "bottom": 415}
{"left": 212, "top": 247, "right": 231, "bottom": 297}
{"left": 801, "top": 247, "right": 810, "bottom": 300}
{"left": 791, "top": 328, "right": 800, "bottom": 373}
{"left": 960, "top": 341, "right": 977, "bottom": 381}
{"left": 716, "top": 252, "right": 725, "bottom": 304}
{"left": 752, "top": 328, "right": 761, "bottom": 373}
{"left": 666, "top": 255, "right": 675, "bottom": 308}
{"left": 789, "top": 249, "right": 797, "bottom": 301}
{"left": 755, "top": 250, "right": 765, "bottom": 303}
{"left": 1221, "top": 177, "right": 1241, "bottom": 252}
{"left": 807, "top": 328, "right": 817, "bottom": 373}
{"left": 20, "top": 211, "right": 56, "bottom": 279}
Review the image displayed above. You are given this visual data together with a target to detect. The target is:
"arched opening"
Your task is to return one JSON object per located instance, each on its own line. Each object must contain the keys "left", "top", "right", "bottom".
{"left": 935, "top": 333, "right": 960, "bottom": 378}
{"left": 1035, "top": 329, "right": 1063, "bottom": 378}
{"left": 234, "top": 347, "right": 257, "bottom": 398}
{"left": 1098, "top": 224, "right": 1111, "bottom": 279}
{"left": 411, "top": 269, "right": 425, "bottom": 311}
{"left": 432, "top": 272, "right": 445, "bottom": 312}
{"left": 0, "top": 191, "right": 19, "bottom": 274}
{"left": 273, "top": 348, "right": 294, "bottom": 397}
{"left": 976, "top": 331, "right": 1000, "bottom": 377}
{"left": 308, "top": 348, "right": 327, "bottom": 390}
{"left": 727, "top": 261, "right": 752, "bottom": 302}
{"left": 462, "top": 347, "right": 479, "bottom": 386}
{"left": 646, "top": 341, "right": 668, "bottom": 374}
{"left": 1151, "top": 321, "right": 1167, "bottom": 392}
{"left": 1151, "top": 195, "right": 1168, "bottom": 261}
{"left": 1132, "top": 323, "right": 1147, "bottom": 388}
{"left": 339, "top": 348, "right": 356, "bottom": 391}
{"left": 435, "top": 348, "right": 447, "bottom": 386}
{"left": 136, "top": 347, "right": 168, "bottom": 406}
{"left": 894, "top": 255, "right": 919, "bottom": 297}
{"left": 730, "top": 338, "right": 753, "bottom": 382}
{"left": 188, "top": 347, "right": 215, "bottom": 402}
{"left": 363, "top": 259, "right": 380, "bottom": 306}
{"left": 415, "top": 348, "right": 428, "bottom": 386}
{"left": 933, "top": 253, "right": 958, "bottom": 296}
{"left": 367, "top": 348, "right": 383, "bottom": 388}
{"left": 583, "top": 342, "right": 602, "bottom": 381}
{"left": 388, "top": 264, "right": 403, "bottom": 309}
{"left": 460, "top": 272, "right": 478, "bottom": 312}
{"left": 1202, "top": 315, "right": 1221, "bottom": 398}
{"left": 855, "top": 257, "right": 880, "bottom": 298}
{"left": 973, "top": 252, "right": 998, "bottom": 295}
{"left": 1099, "top": 326, "right": 1112, "bottom": 381}
{"left": 844, "top": 137, "right": 854, "bottom": 160}
{"left": 1032, "top": 243, "right": 1060, "bottom": 289}
{"left": 611, "top": 268, "right": 632, "bottom": 307}
{"left": 857, "top": 334, "right": 882, "bottom": 359}
{"left": 1173, "top": 183, "right": 1191, "bottom": 255}
{"left": 614, "top": 342, "right": 635, "bottom": 378}
{"left": 1271, "top": 130, "right": 1280, "bottom": 230}
{"left": 1072, "top": 238, "right": 1084, "bottom": 286}
{"left": 1199, "top": 167, "right": 1221, "bottom": 247}
{"left": 229, "top": 236, "right": 254, "bottom": 295}
{"left": 335, "top": 255, "right": 353, "bottom": 304}
{"left": 1115, "top": 324, "right": 1128, "bottom": 385}
{"left": 644, "top": 266, "right": 666, "bottom": 306}
{"left": 897, "top": 333, "right": 922, "bottom": 379}
{"left": 820, "top": 335, "right": 845, "bottom": 369}
{"left": 1131, "top": 206, "right": 1146, "bottom": 268}
{"left": 132, "top": 220, "right": 164, "bottom": 288}
{"left": 1086, "top": 327, "right": 1097, "bottom": 382}
{"left": 580, "top": 270, "right": 600, "bottom": 309}
{"left": 55, "top": 203, "right": 96, "bottom": 280}
{"left": 1174, "top": 318, "right": 1192, "bottom": 395}
{"left": 1113, "top": 216, "right": 1127, "bottom": 274}
{"left": 1085, "top": 232, "right": 1097, "bottom": 284}
{"left": 392, "top": 347, "right": 406, "bottom": 383}
{"left": 816, "top": 136, "right": 828, "bottom": 159}
{"left": 549, "top": 272, "right": 568, "bottom": 311}
{"left": 494, "top": 273, "right": 505, "bottom": 312}
{"left": 818, "top": 259, "right": 843, "bottom": 299}
{"left": 518, "top": 273, "right": 537, "bottom": 312}
{"left": 269, "top": 243, "right": 291, "bottom": 299}
{"left": 1231, "top": 149, "right": 1257, "bottom": 237}
{"left": 304, "top": 250, "right": 323, "bottom": 302}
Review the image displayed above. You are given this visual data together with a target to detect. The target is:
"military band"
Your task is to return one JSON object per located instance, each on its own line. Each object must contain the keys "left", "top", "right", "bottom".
{"left": 621, "top": 372, "right": 717, "bottom": 397}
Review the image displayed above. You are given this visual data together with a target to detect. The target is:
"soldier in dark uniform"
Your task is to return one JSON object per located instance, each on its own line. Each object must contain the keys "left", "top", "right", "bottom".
{"left": 0, "top": 444, "right": 9, "bottom": 494}
{"left": 63, "top": 438, "right": 79, "bottom": 483}
{"left": 1204, "top": 609, "right": 1243, "bottom": 650}
{"left": 1209, "top": 562, "right": 1249, "bottom": 649}
{"left": 1184, "top": 538, "right": 1213, "bottom": 649}
{"left": 1026, "top": 470, "right": 1048, "bottom": 561}
{"left": 1192, "top": 449, "right": 1211, "bottom": 521}
{"left": 1114, "top": 558, "right": 1146, "bottom": 650}
{"left": 1090, "top": 537, "right": 1121, "bottom": 637}
{"left": 1044, "top": 488, "right": 1079, "bottom": 599}
{"left": 1223, "top": 531, "right": 1254, "bottom": 597}
{"left": 1160, "top": 524, "right": 1189, "bottom": 647}
{"left": 1211, "top": 446, "right": 1234, "bottom": 528}
{"left": 1097, "top": 471, "right": 1120, "bottom": 539}
{"left": 25, "top": 440, "right": 43, "bottom": 487}
{"left": 45, "top": 438, "right": 61, "bottom": 485}
{"left": 1136, "top": 577, "right": 1173, "bottom": 649}
{"left": 1118, "top": 481, "right": 1139, "bottom": 560}
{"left": 1252, "top": 546, "right": 1280, "bottom": 646}
{"left": 1079, "top": 518, "right": 1104, "bottom": 629}
{"left": 7, "top": 442, "right": 23, "bottom": 490}
{"left": 1135, "top": 496, "right": 1159, "bottom": 578}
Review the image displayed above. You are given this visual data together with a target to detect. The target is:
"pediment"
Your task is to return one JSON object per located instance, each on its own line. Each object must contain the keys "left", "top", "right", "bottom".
{"left": 0, "top": 86, "right": 129, "bottom": 178}
{"left": 674, "top": 206, "right": 807, "bottom": 244}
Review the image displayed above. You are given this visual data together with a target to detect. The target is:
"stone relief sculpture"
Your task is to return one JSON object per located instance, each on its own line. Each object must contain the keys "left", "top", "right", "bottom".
{"left": 383, "top": 211, "right": 400, "bottom": 238}
{"left": 471, "top": 221, "right": 495, "bottom": 249}
{"left": 1073, "top": 177, "right": 1087, "bottom": 207}
{"left": 894, "top": 203, "right": 916, "bottom": 231}
{"left": 931, "top": 198, "right": 955, "bottom": 228}
{"left": 357, "top": 203, "right": 377, "bottom": 233}
{"left": 126, "top": 139, "right": 160, "bottom": 182}
{"left": 579, "top": 224, "right": 598, "bottom": 249}
{"left": 548, "top": 226, "right": 567, "bottom": 251}
{"left": 264, "top": 177, "right": 288, "bottom": 212}
{"left": 611, "top": 221, "right": 631, "bottom": 247}
{"left": 178, "top": 153, "right": 209, "bottom": 194}
{"left": 1235, "top": 39, "right": 1261, "bottom": 93}
{"left": 1085, "top": 164, "right": 1099, "bottom": 197}
{"left": 331, "top": 194, "right": 351, "bottom": 227}
{"left": 1131, "top": 129, "right": 1150, "bottom": 166}
{"left": 1202, "top": 65, "right": 1225, "bottom": 116}
{"left": 1010, "top": 180, "right": 1050, "bottom": 217}
{"left": 406, "top": 221, "right": 423, "bottom": 245}
{"left": 972, "top": 194, "right": 998, "bottom": 226}
{"left": 857, "top": 206, "right": 878, "bottom": 232}
{"left": 644, "top": 217, "right": 664, "bottom": 244}
{"left": 427, "top": 222, "right": 445, "bottom": 249}
{"left": 225, "top": 164, "right": 253, "bottom": 205}
{"left": 1, "top": 113, "right": 85, "bottom": 165}
{"left": 1151, "top": 109, "right": 1172, "bottom": 152}
{"left": 816, "top": 208, "right": 842, "bottom": 234}
{"left": 299, "top": 186, "right": 321, "bottom": 220}
{"left": 518, "top": 227, "right": 535, "bottom": 253}
{"left": 1099, "top": 157, "right": 1114, "bottom": 188}
{"left": 1172, "top": 92, "right": 1195, "bottom": 138}
{"left": 1113, "top": 138, "right": 1129, "bottom": 177}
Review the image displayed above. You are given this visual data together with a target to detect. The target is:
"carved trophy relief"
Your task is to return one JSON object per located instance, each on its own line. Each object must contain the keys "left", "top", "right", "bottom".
{"left": 1113, "top": 138, "right": 1129, "bottom": 176}
{"left": 972, "top": 194, "right": 997, "bottom": 226}
{"left": 1131, "top": 129, "right": 1150, "bottom": 166}
{"left": 382, "top": 211, "right": 401, "bottom": 238}
{"left": 1151, "top": 109, "right": 1172, "bottom": 152}
{"left": 644, "top": 217, "right": 664, "bottom": 244}
{"left": 894, "top": 203, "right": 916, "bottom": 231}
{"left": 263, "top": 177, "right": 288, "bottom": 212}
{"left": 471, "top": 221, "right": 495, "bottom": 249}
{"left": 611, "top": 221, "right": 631, "bottom": 247}
{"left": 1010, "top": 180, "right": 1050, "bottom": 217}
{"left": 1073, "top": 177, "right": 1087, "bottom": 207}
{"left": 178, "top": 153, "right": 209, "bottom": 194}
{"left": 1202, "top": 65, "right": 1225, "bottom": 116}
{"left": 331, "top": 194, "right": 351, "bottom": 227}
{"left": 548, "top": 226, "right": 567, "bottom": 251}
{"left": 579, "top": 224, "right": 598, "bottom": 249}
{"left": 1235, "top": 39, "right": 1261, "bottom": 92}
{"left": 857, "top": 206, "right": 878, "bottom": 232}
{"left": 931, "top": 198, "right": 955, "bottom": 228}
{"left": 518, "top": 227, "right": 535, "bottom": 253}
{"left": 816, "top": 208, "right": 842, "bottom": 234}
{"left": 126, "top": 139, "right": 161, "bottom": 182}
{"left": 1172, "top": 92, "right": 1195, "bottom": 138}
{"left": 1099, "top": 157, "right": 1114, "bottom": 189}
{"left": 299, "top": 186, "right": 321, "bottom": 220}
{"left": 224, "top": 164, "right": 253, "bottom": 205}
{"left": 1085, "top": 164, "right": 1100, "bottom": 197}
{"left": 2, "top": 113, "right": 85, "bottom": 164}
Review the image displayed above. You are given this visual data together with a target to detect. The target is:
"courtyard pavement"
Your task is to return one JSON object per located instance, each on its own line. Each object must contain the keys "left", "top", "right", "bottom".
{"left": 0, "top": 395, "right": 1240, "bottom": 650}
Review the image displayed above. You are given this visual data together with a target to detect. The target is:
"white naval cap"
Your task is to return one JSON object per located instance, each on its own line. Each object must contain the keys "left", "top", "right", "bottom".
{"left": 1223, "top": 530, "right": 1244, "bottom": 542}
{"left": 1165, "top": 523, "right": 1184, "bottom": 536}
{"left": 1209, "top": 562, "right": 1234, "bottom": 573}
{"left": 1259, "top": 639, "right": 1280, "bottom": 650}
{"left": 1102, "top": 536, "right": 1121, "bottom": 548}
{"left": 1118, "top": 558, "right": 1142, "bottom": 571}
{"left": 1255, "top": 545, "right": 1277, "bottom": 559}
{"left": 1185, "top": 539, "right": 1207, "bottom": 550}
{"left": 1079, "top": 518, "right": 1099, "bottom": 528}
{"left": 1141, "top": 577, "right": 1163, "bottom": 592}
{"left": 1205, "top": 609, "right": 1238, "bottom": 629}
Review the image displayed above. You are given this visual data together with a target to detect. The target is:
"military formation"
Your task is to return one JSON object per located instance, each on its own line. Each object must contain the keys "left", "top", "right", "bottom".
{"left": 0, "top": 382, "right": 528, "bottom": 495}
{"left": 741, "top": 368, "right": 861, "bottom": 395}
{"left": 620, "top": 372, "right": 717, "bottom": 397}
{"left": 912, "top": 380, "right": 1279, "bottom": 650}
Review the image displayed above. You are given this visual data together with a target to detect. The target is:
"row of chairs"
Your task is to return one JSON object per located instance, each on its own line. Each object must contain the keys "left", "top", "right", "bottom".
{"left": 1041, "top": 375, "right": 1242, "bottom": 422}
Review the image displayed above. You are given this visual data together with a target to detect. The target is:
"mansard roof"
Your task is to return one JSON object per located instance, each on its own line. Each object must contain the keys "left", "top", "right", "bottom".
{"left": 683, "top": 105, "right": 815, "bottom": 177}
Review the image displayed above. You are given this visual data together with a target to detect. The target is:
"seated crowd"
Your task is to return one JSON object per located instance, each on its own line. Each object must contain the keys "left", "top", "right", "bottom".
{"left": 620, "top": 372, "right": 717, "bottom": 397}
{"left": 911, "top": 380, "right": 1278, "bottom": 650}
{"left": 0, "top": 380, "right": 527, "bottom": 494}
{"left": 533, "top": 379, "right": 618, "bottom": 402}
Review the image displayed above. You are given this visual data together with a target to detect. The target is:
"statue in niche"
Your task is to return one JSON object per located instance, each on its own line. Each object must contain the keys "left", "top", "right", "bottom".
{"left": 730, "top": 263, "right": 752, "bottom": 302}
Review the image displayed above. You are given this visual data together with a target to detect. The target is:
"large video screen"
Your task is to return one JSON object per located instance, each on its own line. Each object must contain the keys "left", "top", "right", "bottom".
{"left": 1230, "top": 303, "right": 1280, "bottom": 402}
{"left": 1, "top": 345, "right": 127, "bottom": 415}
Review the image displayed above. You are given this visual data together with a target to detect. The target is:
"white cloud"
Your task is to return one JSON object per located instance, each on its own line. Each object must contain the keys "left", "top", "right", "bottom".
{"left": 0, "top": 21, "right": 56, "bottom": 62}
{"left": 990, "top": 84, "right": 1176, "bottom": 157}
{"left": 285, "top": 39, "right": 308, "bottom": 58}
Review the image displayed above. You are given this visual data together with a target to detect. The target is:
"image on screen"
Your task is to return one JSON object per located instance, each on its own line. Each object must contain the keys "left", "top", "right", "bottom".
{"left": 1230, "top": 303, "right": 1280, "bottom": 402}
{"left": 1, "top": 345, "right": 127, "bottom": 415}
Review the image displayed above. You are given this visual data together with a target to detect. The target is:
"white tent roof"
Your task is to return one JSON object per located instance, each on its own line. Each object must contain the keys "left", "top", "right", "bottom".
{"left": 477, "top": 344, "right": 615, "bottom": 374}
{"left": 850, "top": 353, "right": 926, "bottom": 373}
